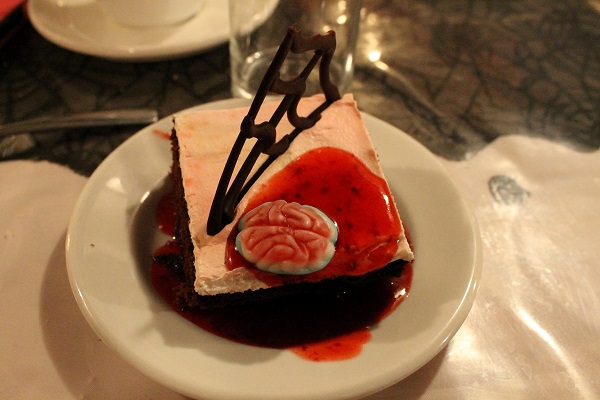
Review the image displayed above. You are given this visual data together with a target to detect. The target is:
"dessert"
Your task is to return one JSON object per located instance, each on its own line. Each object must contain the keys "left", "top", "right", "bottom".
{"left": 170, "top": 93, "right": 413, "bottom": 307}
{"left": 168, "top": 27, "right": 414, "bottom": 308}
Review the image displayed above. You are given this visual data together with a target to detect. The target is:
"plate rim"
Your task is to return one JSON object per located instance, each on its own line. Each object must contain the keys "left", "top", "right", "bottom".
{"left": 65, "top": 97, "right": 482, "bottom": 400}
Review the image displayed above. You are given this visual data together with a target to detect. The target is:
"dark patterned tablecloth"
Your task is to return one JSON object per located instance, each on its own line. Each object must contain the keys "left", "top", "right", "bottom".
{"left": 1, "top": 0, "right": 598, "bottom": 175}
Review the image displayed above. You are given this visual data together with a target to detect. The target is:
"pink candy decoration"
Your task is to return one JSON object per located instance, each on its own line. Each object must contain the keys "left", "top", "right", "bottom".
{"left": 236, "top": 200, "right": 338, "bottom": 275}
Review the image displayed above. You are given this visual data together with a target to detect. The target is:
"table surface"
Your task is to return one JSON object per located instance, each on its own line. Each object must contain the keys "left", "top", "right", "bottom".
{"left": 1, "top": 1, "right": 599, "bottom": 399}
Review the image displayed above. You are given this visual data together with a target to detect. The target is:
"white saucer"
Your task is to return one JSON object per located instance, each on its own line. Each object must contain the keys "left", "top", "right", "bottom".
{"left": 66, "top": 98, "right": 482, "bottom": 399}
{"left": 28, "top": 0, "right": 229, "bottom": 61}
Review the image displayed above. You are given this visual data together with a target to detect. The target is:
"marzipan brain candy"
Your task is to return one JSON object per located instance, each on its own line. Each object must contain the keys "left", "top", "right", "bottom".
{"left": 236, "top": 200, "right": 338, "bottom": 275}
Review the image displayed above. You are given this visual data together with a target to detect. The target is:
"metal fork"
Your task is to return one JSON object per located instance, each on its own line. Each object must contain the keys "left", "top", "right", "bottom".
{"left": 0, "top": 109, "right": 158, "bottom": 138}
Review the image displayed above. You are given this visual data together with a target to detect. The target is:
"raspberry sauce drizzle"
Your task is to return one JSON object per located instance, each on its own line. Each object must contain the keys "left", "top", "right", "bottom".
{"left": 226, "top": 147, "right": 403, "bottom": 287}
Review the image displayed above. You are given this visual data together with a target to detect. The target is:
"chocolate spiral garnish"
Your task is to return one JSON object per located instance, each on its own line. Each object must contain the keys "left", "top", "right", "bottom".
{"left": 207, "top": 25, "right": 341, "bottom": 236}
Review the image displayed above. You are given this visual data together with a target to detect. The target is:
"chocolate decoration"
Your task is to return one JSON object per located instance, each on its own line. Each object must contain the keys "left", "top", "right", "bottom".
{"left": 207, "top": 25, "right": 342, "bottom": 236}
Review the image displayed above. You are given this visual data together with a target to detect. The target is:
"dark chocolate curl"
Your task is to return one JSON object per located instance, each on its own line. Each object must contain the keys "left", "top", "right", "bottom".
{"left": 206, "top": 25, "right": 342, "bottom": 236}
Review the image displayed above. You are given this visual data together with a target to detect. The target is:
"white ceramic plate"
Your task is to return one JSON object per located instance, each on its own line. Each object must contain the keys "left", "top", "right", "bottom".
{"left": 66, "top": 98, "right": 482, "bottom": 400}
{"left": 28, "top": 0, "right": 228, "bottom": 61}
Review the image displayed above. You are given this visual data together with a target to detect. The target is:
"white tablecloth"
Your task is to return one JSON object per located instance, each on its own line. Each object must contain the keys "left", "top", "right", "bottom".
{"left": 1, "top": 135, "right": 598, "bottom": 399}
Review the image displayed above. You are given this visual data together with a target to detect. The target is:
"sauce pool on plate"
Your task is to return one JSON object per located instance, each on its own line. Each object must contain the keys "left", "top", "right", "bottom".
{"left": 151, "top": 146, "right": 413, "bottom": 361}
{"left": 150, "top": 243, "right": 412, "bottom": 361}
{"left": 151, "top": 237, "right": 412, "bottom": 361}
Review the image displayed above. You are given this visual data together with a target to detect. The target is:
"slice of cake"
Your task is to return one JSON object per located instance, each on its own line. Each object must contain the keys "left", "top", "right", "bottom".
{"left": 170, "top": 93, "right": 414, "bottom": 307}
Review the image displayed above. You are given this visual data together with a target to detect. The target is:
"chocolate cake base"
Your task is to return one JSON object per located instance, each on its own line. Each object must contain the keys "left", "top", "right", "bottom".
{"left": 169, "top": 131, "right": 408, "bottom": 309}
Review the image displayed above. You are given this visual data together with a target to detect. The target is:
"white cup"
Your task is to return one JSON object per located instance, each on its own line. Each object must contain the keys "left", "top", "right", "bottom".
{"left": 96, "top": 0, "right": 205, "bottom": 28}
{"left": 229, "top": 0, "right": 361, "bottom": 99}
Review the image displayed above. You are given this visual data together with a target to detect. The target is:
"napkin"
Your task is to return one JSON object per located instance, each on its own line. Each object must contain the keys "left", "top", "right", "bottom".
{"left": 373, "top": 134, "right": 600, "bottom": 398}
{"left": 434, "top": 135, "right": 600, "bottom": 397}
{"left": 0, "top": 160, "right": 186, "bottom": 399}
